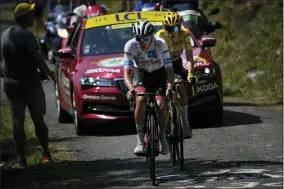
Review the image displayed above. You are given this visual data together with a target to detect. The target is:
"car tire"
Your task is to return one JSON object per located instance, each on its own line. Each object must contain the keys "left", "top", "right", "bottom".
{"left": 212, "top": 106, "right": 223, "bottom": 126}
{"left": 214, "top": 61, "right": 223, "bottom": 102}
{"left": 72, "top": 91, "right": 85, "bottom": 135}
{"left": 55, "top": 83, "right": 72, "bottom": 123}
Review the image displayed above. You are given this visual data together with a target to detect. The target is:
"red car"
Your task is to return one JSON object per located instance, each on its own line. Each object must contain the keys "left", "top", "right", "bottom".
{"left": 180, "top": 9, "right": 223, "bottom": 126}
{"left": 55, "top": 11, "right": 223, "bottom": 135}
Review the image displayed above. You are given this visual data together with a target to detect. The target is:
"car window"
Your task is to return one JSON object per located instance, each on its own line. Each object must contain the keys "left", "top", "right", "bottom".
{"left": 80, "top": 23, "right": 198, "bottom": 56}
{"left": 80, "top": 24, "right": 138, "bottom": 56}
{"left": 173, "top": 4, "right": 195, "bottom": 11}
{"left": 66, "top": 23, "right": 78, "bottom": 47}
{"left": 70, "top": 23, "right": 81, "bottom": 49}
{"left": 183, "top": 13, "right": 207, "bottom": 39}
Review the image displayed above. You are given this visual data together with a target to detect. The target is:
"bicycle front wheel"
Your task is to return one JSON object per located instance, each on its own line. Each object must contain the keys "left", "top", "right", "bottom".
{"left": 149, "top": 114, "right": 157, "bottom": 185}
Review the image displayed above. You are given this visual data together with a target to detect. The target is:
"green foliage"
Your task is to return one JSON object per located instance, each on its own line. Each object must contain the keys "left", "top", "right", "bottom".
{"left": 205, "top": 0, "right": 283, "bottom": 104}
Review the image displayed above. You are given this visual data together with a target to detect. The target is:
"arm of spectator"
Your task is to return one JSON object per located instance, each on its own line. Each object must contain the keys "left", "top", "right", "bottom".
{"left": 0, "top": 66, "right": 3, "bottom": 78}
{"left": 27, "top": 31, "right": 55, "bottom": 81}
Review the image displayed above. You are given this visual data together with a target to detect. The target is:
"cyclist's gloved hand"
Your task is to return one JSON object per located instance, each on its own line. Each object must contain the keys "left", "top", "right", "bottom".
{"left": 127, "top": 89, "right": 136, "bottom": 100}
{"left": 187, "top": 72, "right": 194, "bottom": 81}
{"left": 187, "top": 72, "right": 196, "bottom": 83}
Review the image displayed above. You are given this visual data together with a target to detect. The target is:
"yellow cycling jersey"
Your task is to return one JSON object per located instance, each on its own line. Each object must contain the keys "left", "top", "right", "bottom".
{"left": 155, "top": 28, "right": 192, "bottom": 61}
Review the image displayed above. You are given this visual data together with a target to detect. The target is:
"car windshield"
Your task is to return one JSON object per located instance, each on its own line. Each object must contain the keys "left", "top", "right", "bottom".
{"left": 80, "top": 23, "right": 198, "bottom": 56}
{"left": 182, "top": 13, "right": 207, "bottom": 39}
{"left": 173, "top": 4, "right": 197, "bottom": 11}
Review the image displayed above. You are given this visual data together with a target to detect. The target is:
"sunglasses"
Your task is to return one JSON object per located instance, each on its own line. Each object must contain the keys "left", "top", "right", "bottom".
{"left": 135, "top": 36, "right": 152, "bottom": 43}
{"left": 165, "top": 25, "right": 181, "bottom": 32}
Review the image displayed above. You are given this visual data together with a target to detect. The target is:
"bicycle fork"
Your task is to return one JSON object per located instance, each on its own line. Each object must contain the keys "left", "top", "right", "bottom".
{"left": 144, "top": 111, "right": 159, "bottom": 157}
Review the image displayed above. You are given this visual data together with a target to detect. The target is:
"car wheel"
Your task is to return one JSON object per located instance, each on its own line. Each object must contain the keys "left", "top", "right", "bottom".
{"left": 55, "top": 83, "right": 72, "bottom": 123}
{"left": 72, "top": 91, "right": 84, "bottom": 135}
{"left": 212, "top": 106, "right": 223, "bottom": 126}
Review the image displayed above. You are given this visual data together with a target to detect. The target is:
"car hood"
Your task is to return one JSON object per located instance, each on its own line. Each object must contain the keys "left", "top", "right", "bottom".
{"left": 181, "top": 47, "right": 214, "bottom": 70}
{"left": 78, "top": 53, "right": 125, "bottom": 79}
{"left": 76, "top": 48, "right": 212, "bottom": 79}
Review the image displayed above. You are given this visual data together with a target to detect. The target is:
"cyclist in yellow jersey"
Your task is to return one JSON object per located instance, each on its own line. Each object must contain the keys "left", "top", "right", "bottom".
{"left": 156, "top": 12, "right": 195, "bottom": 139}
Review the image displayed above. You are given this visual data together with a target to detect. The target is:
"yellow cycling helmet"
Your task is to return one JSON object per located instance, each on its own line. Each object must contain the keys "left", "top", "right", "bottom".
{"left": 163, "top": 12, "right": 182, "bottom": 26}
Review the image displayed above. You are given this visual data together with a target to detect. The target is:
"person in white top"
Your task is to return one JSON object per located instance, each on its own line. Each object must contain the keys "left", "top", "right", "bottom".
{"left": 124, "top": 20, "right": 174, "bottom": 156}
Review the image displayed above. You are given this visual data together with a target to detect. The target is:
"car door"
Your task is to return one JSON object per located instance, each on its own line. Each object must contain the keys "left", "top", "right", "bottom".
{"left": 58, "top": 23, "right": 82, "bottom": 110}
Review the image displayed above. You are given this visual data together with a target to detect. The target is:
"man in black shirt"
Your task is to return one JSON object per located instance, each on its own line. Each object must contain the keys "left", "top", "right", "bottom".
{"left": 1, "top": 3, "right": 55, "bottom": 169}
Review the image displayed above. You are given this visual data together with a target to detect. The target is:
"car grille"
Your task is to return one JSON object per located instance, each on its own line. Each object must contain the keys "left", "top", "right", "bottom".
{"left": 82, "top": 102, "right": 133, "bottom": 116}
{"left": 114, "top": 78, "right": 128, "bottom": 94}
{"left": 188, "top": 91, "right": 218, "bottom": 107}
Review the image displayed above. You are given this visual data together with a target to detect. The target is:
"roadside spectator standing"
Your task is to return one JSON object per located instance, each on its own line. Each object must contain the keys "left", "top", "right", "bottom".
{"left": 0, "top": 3, "right": 55, "bottom": 169}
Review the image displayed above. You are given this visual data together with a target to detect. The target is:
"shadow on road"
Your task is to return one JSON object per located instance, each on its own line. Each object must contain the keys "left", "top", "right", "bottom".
{"left": 191, "top": 109, "right": 262, "bottom": 129}
{"left": 81, "top": 119, "right": 137, "bottom": 136}
{"left": 2, "top": 157, "right": 283, "bottom": 188}
{"left": 73, "top": 108, "right": 263, "bottom": 136}
{"left": 223, "top": 109, "right": 262, "bottom": 127}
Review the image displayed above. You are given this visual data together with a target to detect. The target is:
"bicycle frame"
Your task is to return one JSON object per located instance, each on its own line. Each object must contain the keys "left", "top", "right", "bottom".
{"left": 136, "top": 92, "right": 160, "bottom": 185}
{"left": 142, "top": 93, "right": 160, "bottom": 156}
{"left": 167, "top": 80, "right": 197, "bottom": 170}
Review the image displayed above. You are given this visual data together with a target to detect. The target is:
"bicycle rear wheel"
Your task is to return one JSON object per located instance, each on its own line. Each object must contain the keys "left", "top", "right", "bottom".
{"left": 166, "top": 121, "right": 175, "bottom": 165}
{"left": 175, "top": 106, "right": 184, "bottom": 171}
{"left": 149, "top": 114, "right": 157, "bottom": 185}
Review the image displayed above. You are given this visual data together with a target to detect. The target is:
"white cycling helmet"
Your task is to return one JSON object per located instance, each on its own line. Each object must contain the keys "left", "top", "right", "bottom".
{"left": 132, "top": 20, "right": 154, "bottom": 37}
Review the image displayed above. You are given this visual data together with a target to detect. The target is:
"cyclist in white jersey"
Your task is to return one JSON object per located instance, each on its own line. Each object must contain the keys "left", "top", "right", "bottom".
{"left": 124, "top": 20, "right": 174, "bottom": 156}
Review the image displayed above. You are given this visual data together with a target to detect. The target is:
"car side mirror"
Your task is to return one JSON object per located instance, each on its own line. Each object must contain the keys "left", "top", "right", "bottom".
{"left": 56, "top": 47, "right": 74, "bottom": 59}
{"left": 208, "top": 8, "right": 220, "bottom": 16}
{"left": 211, "top": 21, "right": 223, "bottom": 29}
{"left": 201, "top": 37, "right": 216, "bottom": 48}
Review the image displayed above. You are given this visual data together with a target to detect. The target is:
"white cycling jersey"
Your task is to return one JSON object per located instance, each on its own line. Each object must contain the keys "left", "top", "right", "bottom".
{"left": 124, "top": 37, "right": 173, "bottom": 73}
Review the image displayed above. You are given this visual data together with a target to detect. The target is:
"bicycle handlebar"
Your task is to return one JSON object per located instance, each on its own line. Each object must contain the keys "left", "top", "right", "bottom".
{"left": 136, "top": 92, "right": 160, "bottom": 96}
{"left": 129, "top": 77, "right": 199, "bottom": 109}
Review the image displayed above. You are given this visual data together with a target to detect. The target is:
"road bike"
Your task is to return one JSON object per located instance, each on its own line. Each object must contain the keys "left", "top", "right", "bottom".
{"left": 166, "top": 78, "right": 197, "bottom": 171}
{"left": 135, "top": 92, "right": 160, "bottom": 185}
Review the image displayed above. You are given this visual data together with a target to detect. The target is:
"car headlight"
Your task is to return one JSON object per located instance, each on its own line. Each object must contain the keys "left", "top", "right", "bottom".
{"left": 195, "top": 66, "right": 216, "bottom": 76}
{"left": 204, "top": 67, "right": 215, "bottom": 74}
{"left": 80, "top": 77, "right": 115, "bottom": 87}
{"left": 57, "top": 28, "right": 68, "bottom": 38}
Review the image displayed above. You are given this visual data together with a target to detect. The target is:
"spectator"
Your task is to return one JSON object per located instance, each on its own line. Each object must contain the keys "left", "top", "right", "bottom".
{"left": 0, "top": 3, "right": 55, "bottom": 169}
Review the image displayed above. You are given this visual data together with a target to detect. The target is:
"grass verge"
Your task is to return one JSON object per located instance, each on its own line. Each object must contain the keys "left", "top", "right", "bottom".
{"left": 0, "top": 104, "right": 79, "bottom": 188}
{"left": 204, "top": 0, "right": 283, "bottom": 103}
{"left": 224, "top": 96, "right": 283, "bottom": 112}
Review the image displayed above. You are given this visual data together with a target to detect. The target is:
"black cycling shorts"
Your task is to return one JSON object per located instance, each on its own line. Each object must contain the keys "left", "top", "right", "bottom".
{"left": 132, "top": 66, "right": 167, "bottom": 100}
{"left": 172, "top": 57, "right": 187, "bottom": 80}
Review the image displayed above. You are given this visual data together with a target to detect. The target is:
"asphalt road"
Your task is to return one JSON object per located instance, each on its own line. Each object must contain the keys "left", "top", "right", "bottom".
{"left": 0, "top": 5, "right": 283, "bottom": 188}
{"left": 2, "top": 60, "right": 282, "bottom": 187}
{"left": 42, "top": 64, "right": 283, "bottom": 188}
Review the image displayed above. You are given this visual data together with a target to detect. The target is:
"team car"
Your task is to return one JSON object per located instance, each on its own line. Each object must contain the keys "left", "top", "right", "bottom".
{"left": 55, "top": 11, "right": 223, "bottom": 135}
